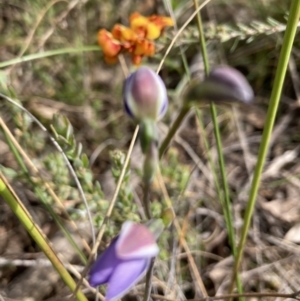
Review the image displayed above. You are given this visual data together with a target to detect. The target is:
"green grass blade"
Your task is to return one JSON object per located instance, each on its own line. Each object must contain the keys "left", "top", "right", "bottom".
{"left": 229, "top": 0, "right": 300, "bottom": 293}
{"left": 0, "top": 45, "right": 100, "bottom": 68}
{"left": 0, "top": 172, "right": 88, "bottom": 301}
{"left": 159, "top": 106, "right": 190, "bottom": 159}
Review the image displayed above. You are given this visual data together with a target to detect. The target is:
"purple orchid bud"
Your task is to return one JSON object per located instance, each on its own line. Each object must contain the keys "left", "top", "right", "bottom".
{"left": 185, "top": 65, "right": 254, "bottom": 105}
{"left": 123, "top": 67, "right": 168, "bottom": 122}
{"left": 89, "top": 221, "right": 159, "bottom": 301}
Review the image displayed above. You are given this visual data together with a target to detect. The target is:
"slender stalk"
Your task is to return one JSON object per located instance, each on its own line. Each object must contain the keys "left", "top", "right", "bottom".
{"left": 192, "top": 0, "right": 243, "bottom": 296}
{"left": 229, "top": 0, "right": 300, "bottom": 293}
{"left": 143, "top": 180, "right": 152, "bottom": 220}
{"left": 0, "top": 173, "right": 88, "bottom": 301}
{"left": 193, "top": 0, "right": 210, "bottom": 74}
{"left": 164, "top": 0, "right": 191, "bottom": 79}
{"left": 143, "top": 258, "right": 156, "bottom": 301}
{"left": 159, "top": 106, "right": 190, "bottom": 158}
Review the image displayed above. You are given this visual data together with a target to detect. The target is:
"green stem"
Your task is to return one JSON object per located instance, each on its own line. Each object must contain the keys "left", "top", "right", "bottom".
{"left": 159, "top": 106, "right": 190, "bottom": 159}
{"left": 143, "top": 180, "right": 152, "bottom": 220}
{"left": 0, "top": 45, "right": 100, "bottom": 68}
{"left": 193, "top": 0, "right": 210, "bottom": 74}
{"left": 143, "top": 258, "right": 156, "bottom": 301}
{"left": 229, "top": 0, "right": 300, "bottom": 293}
{"left": 0, "top": 173, "right": 88, "bottom": 301}
{"left": 195, "top": 109, "right": 223, "bottom": 213}
{"left": 192, "top": 0, "right": 243, "bottom": 296}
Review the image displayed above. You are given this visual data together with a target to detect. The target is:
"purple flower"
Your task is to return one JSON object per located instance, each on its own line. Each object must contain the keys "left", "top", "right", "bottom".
{"left": 123, "top": 67, "right": 168, "bottom": 122}
{"left": 89, "top": 221, "right": 159, "bottom": 301}
{"left": 185, "top": 65, "right": 254, "bottom": 105}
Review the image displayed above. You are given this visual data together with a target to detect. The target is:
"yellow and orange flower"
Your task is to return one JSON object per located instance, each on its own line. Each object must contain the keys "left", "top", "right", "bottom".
{"left": 98, "top": 29, "right": 121, "bottom": 63}
{"left": 130, "top": 12, "right": 173, "bottom": 40}
{"left": 112, "top": 24, "right": 138, "bottom": 44}
{"left": 133, "top": 39, "right": 155, "bottom": 56}
{"left": 97, "top": 12, "right": 173, "bottom": 65}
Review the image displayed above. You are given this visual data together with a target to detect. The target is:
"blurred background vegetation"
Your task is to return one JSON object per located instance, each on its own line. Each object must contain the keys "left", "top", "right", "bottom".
{"left": 1, "top": 0, "right": 300, "bottom": 300}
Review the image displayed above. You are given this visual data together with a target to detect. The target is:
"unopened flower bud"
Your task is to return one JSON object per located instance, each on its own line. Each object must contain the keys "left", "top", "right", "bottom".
{"left": 184, "top": 66, "right": 254, "bottom": 105}
{"left": 123, "top": 67, "right": 168, "bottom": 122}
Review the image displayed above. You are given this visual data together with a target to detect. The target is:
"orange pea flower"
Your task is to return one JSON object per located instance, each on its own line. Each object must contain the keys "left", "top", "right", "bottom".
{"left": 131, "top": 39, "right": 155, "bottom": 66}
{"left": 148, "top": 15, "right": 174, "bottom": 29}
{"left": 112, "top": 24, "right": 138, "bottom": 44}
{"left": 130, "top": 12, "right": 173, "bottom": 40}
{"left": 98, "top": 29, "right": 121, "bottom": 63}
{"left": 131, "top": 55, "right": 142, "bottom": 66}
{"left": 133, "top": 39, "right": 155, "bottom": 56}
{"left": 97, "top": 12, "right": 173, "bottom": 65}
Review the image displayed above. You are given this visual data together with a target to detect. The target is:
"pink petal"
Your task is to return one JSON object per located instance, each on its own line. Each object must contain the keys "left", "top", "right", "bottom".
{"left": 116, "top": 221, "right": 159, "bottom": 259}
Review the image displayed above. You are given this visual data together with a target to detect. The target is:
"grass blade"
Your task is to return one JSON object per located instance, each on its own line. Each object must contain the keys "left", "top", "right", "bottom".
{"left": 0, "top": 172, "right": 88, "bottom": 301}
{"left": 0, "top": 45, "right": 100, "bottom": 68}
{"left": 229, "top": 0, "right": 300, "bottom": 292}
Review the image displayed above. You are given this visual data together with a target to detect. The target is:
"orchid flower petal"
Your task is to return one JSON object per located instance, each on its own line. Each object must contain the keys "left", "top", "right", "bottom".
{"left": 106, "top": 258, "right": 150, "bottom": 301}
{"left": 116, "top": 221, "right": 159, "bottom": 259}
{"left": 88, "top": 238, "right": 121, "bottom": 287}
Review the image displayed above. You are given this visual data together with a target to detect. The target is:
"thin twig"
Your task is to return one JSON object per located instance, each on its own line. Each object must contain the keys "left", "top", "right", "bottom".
{"left": 157, "top": 0, "right": 211, "bottom": 73}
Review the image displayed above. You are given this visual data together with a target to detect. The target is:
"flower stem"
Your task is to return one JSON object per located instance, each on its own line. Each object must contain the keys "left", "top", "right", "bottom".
{"left": 192, "top": 0, "right": 243, "bottom": 297}
{"left": 159, "top": 106, "right": 190, "bottom": 159}
{"left": 143, "top": 258, "right": 156, "bottom": 301}
{"left": 229, "top": 0, "right": 300, "bottom": 293}
{"left": 143, "top": 180, "right": 152, "bottom": 220}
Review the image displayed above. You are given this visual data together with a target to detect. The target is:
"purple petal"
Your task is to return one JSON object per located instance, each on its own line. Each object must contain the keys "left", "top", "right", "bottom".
{"left": 124, "top": 98, "right": 134, "bottom": 118}
{"left": 116, "top": 221, "right": 159, "bottom": 259}
{"left": 89, "top": 238, "right": 121, "bottom": 287}
{"left": 106, "top": 258, "right": 150, "bottom": 301}
{"left": 123, "top": 74, "right": 134, "bottom": 117}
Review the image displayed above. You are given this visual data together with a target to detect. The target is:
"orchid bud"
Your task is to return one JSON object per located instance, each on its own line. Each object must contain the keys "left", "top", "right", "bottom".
{"left": 123, "top": 67, "right": 168, "bottom": 122}
{"left": 184, "top": 66, "right": 254, "bottom": 105}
